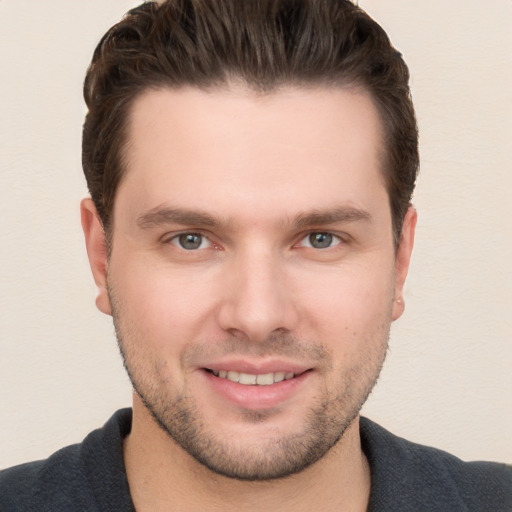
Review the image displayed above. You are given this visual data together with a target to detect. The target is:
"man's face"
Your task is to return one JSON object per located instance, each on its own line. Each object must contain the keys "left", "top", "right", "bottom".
{"left": 86, "top": 85, "right": 414, "bottom": 480}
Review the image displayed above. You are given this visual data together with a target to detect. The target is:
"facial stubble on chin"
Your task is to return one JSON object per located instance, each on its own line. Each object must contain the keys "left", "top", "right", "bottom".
{"left": 108, "top": 286, "right": 390, "bottom": 481}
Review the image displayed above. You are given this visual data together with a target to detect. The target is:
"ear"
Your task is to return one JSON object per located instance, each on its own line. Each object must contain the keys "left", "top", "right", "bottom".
{"left": 80, "top": 198, "right": 111, "bottom": 316}
{"left": 392, "top": 206, "right": 417, "bottom": 321}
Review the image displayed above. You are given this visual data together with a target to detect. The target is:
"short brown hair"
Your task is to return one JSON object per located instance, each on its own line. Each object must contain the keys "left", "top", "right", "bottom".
{"left": 82, "top": 0, "right": 418, "bottom": 245}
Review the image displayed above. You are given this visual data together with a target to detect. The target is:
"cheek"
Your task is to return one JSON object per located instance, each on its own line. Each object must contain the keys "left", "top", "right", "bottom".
{"left": 295, "top": 262, "right": 395, "bottom": 329}
{"left": 291, "top": 263, "right": 394, "bottom": 375}
{"left": 109, "top": 259, "right": 221, "bottom": 342}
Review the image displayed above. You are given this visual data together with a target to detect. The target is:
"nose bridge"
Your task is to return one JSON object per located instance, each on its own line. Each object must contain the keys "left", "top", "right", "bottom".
{"left": 217, "top": 242, "right": 298, "bottom": 341}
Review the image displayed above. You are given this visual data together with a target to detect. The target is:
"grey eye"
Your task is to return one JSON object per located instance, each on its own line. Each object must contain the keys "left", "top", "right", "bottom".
{"left": 176, "top": 233, "right": 207, "bottom": 250}
{"left": 309, "top": 232, "right": 333, "bottom": 249}
{"left": 300, "top": 232, "right": 341, "bottom": 249}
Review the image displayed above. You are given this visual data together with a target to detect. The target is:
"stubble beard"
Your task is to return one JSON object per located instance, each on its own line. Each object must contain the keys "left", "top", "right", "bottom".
{"left": 110, "top": 293, "right": 389, "bottom": 481}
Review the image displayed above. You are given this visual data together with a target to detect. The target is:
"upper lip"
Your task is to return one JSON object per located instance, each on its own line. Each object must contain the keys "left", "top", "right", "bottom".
{"left": 201, "top": 359, "right": 313, "bottom": 375}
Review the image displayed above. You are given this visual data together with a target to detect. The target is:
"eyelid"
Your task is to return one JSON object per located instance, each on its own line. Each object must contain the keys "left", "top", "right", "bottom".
{"left": 161, "top": 228, "right": 208, "bottom": 242}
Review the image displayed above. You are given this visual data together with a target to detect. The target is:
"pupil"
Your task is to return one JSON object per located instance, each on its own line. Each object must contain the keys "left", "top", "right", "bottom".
{"left": 310, "top": 232, "right": 332, "bottom": 249}
{"left": 179, "top": 233, "right": 201, "bottom": 250}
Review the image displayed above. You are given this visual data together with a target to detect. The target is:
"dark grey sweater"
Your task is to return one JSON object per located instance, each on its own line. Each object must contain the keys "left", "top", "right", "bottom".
{"left": 1, "top": 409, "right": 511, "bottom": 511}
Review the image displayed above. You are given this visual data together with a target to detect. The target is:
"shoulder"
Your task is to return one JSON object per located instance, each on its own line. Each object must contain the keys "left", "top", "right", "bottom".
{"left": 0, "top": 443, "right": 86, "bottom": 511}
{"left": 360, "top": 417, "right": 512, "bottom": 511}
{"left": 0, "top": 409, "right": 133, "bottom": 512}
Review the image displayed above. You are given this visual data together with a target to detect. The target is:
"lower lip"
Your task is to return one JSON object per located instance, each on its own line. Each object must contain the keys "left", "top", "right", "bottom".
{"left": 201, "top": 370, "right": 311, "bottom": 410}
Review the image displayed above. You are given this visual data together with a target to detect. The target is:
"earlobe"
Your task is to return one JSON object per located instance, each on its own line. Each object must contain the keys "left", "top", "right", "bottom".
{"left": 392, "top": 206, "right": 417, "bottom": 321}
{"left": 80, "top": 198, "right": 112, "bottom": 316}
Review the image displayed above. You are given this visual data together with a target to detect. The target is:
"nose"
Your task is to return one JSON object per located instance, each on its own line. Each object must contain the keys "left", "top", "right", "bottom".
{"left": 216, "top": 247, "right": 299, "bottom": 343}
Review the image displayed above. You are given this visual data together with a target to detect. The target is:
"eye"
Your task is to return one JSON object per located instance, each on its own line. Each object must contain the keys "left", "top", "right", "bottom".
{"left": 300, "top": 232, "right": 341, "bottom": 249}
{"left": 170, "top": 233, "right": 211, "bottom": 250}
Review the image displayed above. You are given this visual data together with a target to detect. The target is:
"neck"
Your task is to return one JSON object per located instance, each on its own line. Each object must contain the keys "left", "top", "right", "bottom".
{"left": 124, "top": 394, "right": 371, "bottom": 512}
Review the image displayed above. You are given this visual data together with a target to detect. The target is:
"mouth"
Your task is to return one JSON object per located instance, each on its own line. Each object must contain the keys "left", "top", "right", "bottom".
{"left": 205, "top": 369, "right": 302, "bottom": 386}
{"left": 201, "top": 365, "right": 313, "bottom": 410}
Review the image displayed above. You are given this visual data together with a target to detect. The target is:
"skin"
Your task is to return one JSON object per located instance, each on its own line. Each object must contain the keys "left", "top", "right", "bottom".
{"left": 81, "top": 85, "right": 416, "bottom": 511}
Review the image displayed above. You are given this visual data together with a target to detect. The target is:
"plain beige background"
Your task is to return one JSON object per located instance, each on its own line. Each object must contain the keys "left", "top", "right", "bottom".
{"left": 0, "top": 0, "right": 511, "bottom": 469}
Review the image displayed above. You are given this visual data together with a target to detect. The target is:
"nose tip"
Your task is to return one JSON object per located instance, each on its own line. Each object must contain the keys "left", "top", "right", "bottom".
{"left": 221, "top": 309, "right": 292, "bottom": 344}
{"left": 216, "top": 256, "right": 299, "bottom": 343}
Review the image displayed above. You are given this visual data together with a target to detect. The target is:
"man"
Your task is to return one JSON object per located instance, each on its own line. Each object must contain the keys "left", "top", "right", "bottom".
{"left": 0, "top": 0, "right": 510, "bottom": 510}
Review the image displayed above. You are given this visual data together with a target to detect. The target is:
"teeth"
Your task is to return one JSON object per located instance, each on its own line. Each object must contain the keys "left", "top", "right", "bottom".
{"left": 239, "top": 373, "right": 257, "bottom": 385}
{"left": 273, "top": 372, "right": 286, "bottom": 383}
{"left": 256, "top": 373, "right": 274, "bottom": 385}
{"left": 213, "top": 370, "right": 296, "bottom": 385}
{"left": 227, "top": 371, "right": 239, "bottom": 383}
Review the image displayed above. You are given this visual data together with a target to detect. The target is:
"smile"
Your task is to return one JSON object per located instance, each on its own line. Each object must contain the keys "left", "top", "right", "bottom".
{"left": 208, "top": 370, "right": 296, "bottom": 386}
{"left": 202, "top": 366, "right": 312, "bottom": 409}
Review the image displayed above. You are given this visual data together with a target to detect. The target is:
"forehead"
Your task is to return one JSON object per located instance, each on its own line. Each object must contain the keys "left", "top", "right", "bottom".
{"left": 117, "top": 85, "right": 388, "bottom": 226}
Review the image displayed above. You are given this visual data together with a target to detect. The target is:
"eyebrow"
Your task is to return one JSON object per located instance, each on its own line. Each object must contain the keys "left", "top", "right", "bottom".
{"left": 136, "top": 205, "right": 372, "bottom": 231}
{"left": 137, "top": 207, "right": 218, "bottom": 229}
{"left": 293, "top": 206, "right": 372, "bottom": 229}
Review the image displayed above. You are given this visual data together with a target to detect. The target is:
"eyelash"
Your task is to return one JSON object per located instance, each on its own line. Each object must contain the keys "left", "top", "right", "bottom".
{"left": 165, "top": 231, "right": 344, "bottom": 251}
